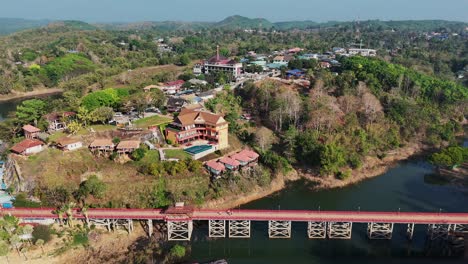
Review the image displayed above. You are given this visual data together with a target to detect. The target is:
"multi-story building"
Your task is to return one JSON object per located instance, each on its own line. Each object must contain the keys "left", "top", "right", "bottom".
{"left": 165, "top": 108, "right": 229, "bottom": 149}
{"left": 348, "top": 48, "right": 377, "bottom": 57}
{"left": 193, "top": 46, "right": 243, "bottom": 78}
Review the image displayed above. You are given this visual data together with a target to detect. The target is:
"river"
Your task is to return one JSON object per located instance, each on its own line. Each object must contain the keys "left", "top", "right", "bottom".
{"left": 188, "top": 160, "right": 468, "bottom": 264}
{"left": 0, "top": 93, "right": 63, "bottom": 121}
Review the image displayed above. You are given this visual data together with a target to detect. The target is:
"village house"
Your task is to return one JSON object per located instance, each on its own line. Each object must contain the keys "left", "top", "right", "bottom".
{"left": 161, "top": 80, "right": 185, "bottom": 95}
{"left": 116, "top": 140, "right": 140, "bottom": 155}
{"left": 11, "top": 139, "right": 45, "bottom": 156}
{"left": 230, "top": 149, "right": 259, "bottom": 167}
{"left": 43, "top": 112, "right": 76, "bottom": 132}
{"left": 286, "top": 69, "right": 305, "bottom": 79}
{"left": 55, "top": 137, "right": 83, "bottom": 151}
{"left": 165, "top": 108, "right": 229, "bottom": 149}
{"left": 22, "top": 125, "right": 41, "bottom": 139}
{"left": 166, "top": 97, "right": 188, "bottom": 113}
{"left": 273, "top": 55, "right": 293, "bottom": 66}
{"left": 205, "top": 160, "right": 226, "bottom": 176}
{"left": 89, "top": 139, "right": 115, "bottom": 155}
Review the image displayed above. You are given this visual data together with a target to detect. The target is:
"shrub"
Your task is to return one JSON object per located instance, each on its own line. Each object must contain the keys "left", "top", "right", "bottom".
{"left": 32, "top": 225, "right": 52, "bottom": 243}
{"left": 170, "top": 244, "right": 186, "bottom": 258}
{"left": 336, "top": 169, "right": 352, "bottom": 180}
{"left": 72, "top": 230, "right": 89, "bottom": 246}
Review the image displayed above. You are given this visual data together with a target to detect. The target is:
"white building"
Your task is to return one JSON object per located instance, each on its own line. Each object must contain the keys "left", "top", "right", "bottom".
{"left": 56, "top": 138, "right": 83, "bottom": 151}
{"left": 11, "top": 139, "right": 45, "bottom": 156}
{"left": 348, "top": 48, "right": 377, "bottom": 57}
{"left": 194, "top": 46, "right": 243, "bottom": 78}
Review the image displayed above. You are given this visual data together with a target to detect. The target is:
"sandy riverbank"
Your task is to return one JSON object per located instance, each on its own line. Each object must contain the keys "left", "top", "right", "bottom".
{"left": 0, "top": 88, "right": 63, "bottom": 102}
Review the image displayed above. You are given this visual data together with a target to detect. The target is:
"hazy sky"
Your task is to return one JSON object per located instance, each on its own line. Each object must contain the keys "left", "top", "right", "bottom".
{"left": 2, "top": 0, "right": 467, "bottom": 23}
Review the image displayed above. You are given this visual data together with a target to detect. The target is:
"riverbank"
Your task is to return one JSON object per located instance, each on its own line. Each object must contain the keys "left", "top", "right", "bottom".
{"left": 202, "top": 169, "right": 300, "bottom": 210}
{"left": 202, "top": 142, "right": 424, "bottom": 210}
{"left": 0, "top": 88, "right": 63, "bottom": 102}
{"left": 301, "top": 142, "right": 424, "bottom": 190}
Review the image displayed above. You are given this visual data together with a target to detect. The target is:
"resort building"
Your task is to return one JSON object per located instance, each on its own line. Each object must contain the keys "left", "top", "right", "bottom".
{"left": 205, "top": 160, "right": 226, "bottom": 176}
{"left": 89, "top": 139, "right": 115, "bottom": 155}
{"left": 194, "top": 46, "right": 243, "bottom": 78}
{"left": 116, "top": 140, "right": 140, "bottom": 155}
{"left": 22, "top": 125, "right": 41, "bottom": 139}
{"left": 56, "top": 138, "right": 83, "bottom": 151}
{"left": 43, "top": 112, "right": 76, "bottom": 132}
{"left": 165, "top": 108, "right": 229, "bottom": 149}
{"left": 219, "top": 156, "right": 240, "bottom": 170}
{"left": 161, "top": 80, "right": 185, "bottom": 95}
{"left": 11, "top": 139, "right": 45, "bottom": 155}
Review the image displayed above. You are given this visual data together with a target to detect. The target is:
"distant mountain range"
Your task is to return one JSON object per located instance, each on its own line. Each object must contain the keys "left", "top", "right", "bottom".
{"left": 1, "top": 15, "right": 467, "bottom": 35}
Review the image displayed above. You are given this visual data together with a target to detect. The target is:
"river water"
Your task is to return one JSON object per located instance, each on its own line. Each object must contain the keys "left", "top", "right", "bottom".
{"left": 188, "top": 160, "right": 468, "bottom": 264}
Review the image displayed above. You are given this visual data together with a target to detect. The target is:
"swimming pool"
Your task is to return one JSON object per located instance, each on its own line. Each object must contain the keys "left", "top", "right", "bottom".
{"left": 184, "top": 145, "right": 213, "bottom": 155}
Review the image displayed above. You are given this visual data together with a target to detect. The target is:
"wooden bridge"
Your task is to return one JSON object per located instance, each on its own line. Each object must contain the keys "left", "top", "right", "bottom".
{"left": 2, "top": 207, "right": 468, "bottom": 241}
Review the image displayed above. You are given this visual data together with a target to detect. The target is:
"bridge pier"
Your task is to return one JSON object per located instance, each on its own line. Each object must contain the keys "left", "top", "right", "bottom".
{"left": 367, "top": 222, "right": 394, "bottom": 239}
{"left": 407, "top": 223, "right": 415, "bottom": 240}
{"left": 209, "top": 220, "right": 226, "bottom": 238}
{"left": 307, "top": 222, "right": 327, "bottom": 239}
{"left": 268, "top": 220, "right": 291, "bottom": 238}
{"left": 89, "top": 219, "right": 112, "bottom": 231}
{"left": 452, "top": 224, "right": 468, "bottom": 233}
{"left": 111, "top": 219, "right": 134, "bottom": 233}
{"left": 148, "top": 219, "right": 153, "bottom": 237}
{"left": 229, "top": 220, "right": 250, "bottom": 238}
{"left": 427, "top": 224, "right": 451, "bottom": 240}
{"left": 328, "top": 222, "right": 352, "bottom": 239}
{"left": 167, "top": 220, "right": 193, "bottom": 241}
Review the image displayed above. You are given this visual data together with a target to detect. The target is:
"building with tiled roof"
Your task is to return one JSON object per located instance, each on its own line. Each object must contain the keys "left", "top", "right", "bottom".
{"left": 56, "top": 137, "right": 83, "bottom": 151}
{"left": 89, "top": 139, "right": 115, "bottom": 155}
{"left": 22, "top": 125, "right": 41, "bottom": 139}
{"left": 205, "top": 160, "right": 226, "bottom": 176}
{"left": 219, "top": 156, "right": 240, "bottom": 170}
{"left": 165, "top": 108, "right": 229, "bottom": 149}
{"left": 43, "top": 112, "right": 76, "bottom": 132}
{"left": 116, "top": 140, "right": 141, "bottom": 154}
{"left": 193, "top": 46, "right": 243, "bottom": 78}
{"left": 11, "top": 139, "right": 44, "bottom": 155}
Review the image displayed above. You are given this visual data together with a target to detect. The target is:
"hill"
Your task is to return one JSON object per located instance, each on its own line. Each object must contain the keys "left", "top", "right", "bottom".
{"left": 0, "top": 17, "right": 50, "bottom": 35}
{"left": 215, "top": 15, "right": 274, "bottom": 29}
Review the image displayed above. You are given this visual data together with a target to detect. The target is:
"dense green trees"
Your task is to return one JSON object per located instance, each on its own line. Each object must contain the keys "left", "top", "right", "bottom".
{"left": 430, "top": 146, "right": 468, "bottom": 168}
{"left": 80, "top": 88, "right": 127, "bottom": 111}
{"left": 15, "top": 99, "right": 46, "bottom": 125}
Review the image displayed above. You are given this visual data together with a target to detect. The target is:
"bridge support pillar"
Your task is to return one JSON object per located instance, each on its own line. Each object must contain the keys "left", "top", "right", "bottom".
{"left": 268, "top": 221, "right": 291, "bottom": 238}
{"left": 148, "top": 219, "right": 153, "bottom": 237}
{"left": 367, "top": 222, "right": 394, "bottom": 239}
{"left": 229, "top": 220, "right": 250, "bottom": 238}
{"left": 307, "top": 222, "right": 327, "bottom": 239}
{"left": 427, "top": 224, "right": 451, "bottom": 240}
{"left": 209, "top": 220, "right": 226, "bottom": 238}
{"left": 167, "top": 220, "right": 193, "bottom": 241}
{"left": 328, "top": 222, "right": 352, "bottom": 239}
{"left": 406, "top": 223, "right": 415, "bottom": 240}
{"left": 452, "top": 224, "right": 468, "bottom": 233}
{"left": 111, "top": 219, "right": 134, "bottom": 233}
{"left": 89, "top": 219, "right": 112, "bottom": 231}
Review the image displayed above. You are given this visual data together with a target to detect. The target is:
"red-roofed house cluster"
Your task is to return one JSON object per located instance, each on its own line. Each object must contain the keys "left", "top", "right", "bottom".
{"left": 205, "top": 149, "right": 259, "bottom": 176}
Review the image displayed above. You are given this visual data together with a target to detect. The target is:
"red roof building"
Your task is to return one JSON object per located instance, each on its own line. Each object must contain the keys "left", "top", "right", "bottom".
{"left": 22, "top": 125, "right": 41, "bottom": 139}
{"left": 219, "top": 156, "right": 240, "bottom": 170}
{"left": 205, "top": 160, "right": 226, "bottom": 175}
{"left": 11, "top": 139, "right": 44, "bottom": 155}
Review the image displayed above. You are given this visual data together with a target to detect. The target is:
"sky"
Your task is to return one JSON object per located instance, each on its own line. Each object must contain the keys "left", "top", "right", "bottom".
{"left": 1, "top": 0, "right": 467, "bottom": 23}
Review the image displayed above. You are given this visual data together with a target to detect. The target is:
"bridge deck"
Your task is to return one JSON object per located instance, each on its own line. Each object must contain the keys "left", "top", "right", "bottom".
{"left": 2, "top": 208, "right": 468, "bottom": 224}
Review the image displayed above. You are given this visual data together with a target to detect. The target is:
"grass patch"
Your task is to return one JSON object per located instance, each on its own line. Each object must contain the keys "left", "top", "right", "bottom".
{"left": 164, "top": 149, "right": 191, "bottom": 160}
{"left": 48, "top": 131, "right": 66, "bottom": 142}
{"left": 134, "top": 115, "right": 172, "bottom": 128}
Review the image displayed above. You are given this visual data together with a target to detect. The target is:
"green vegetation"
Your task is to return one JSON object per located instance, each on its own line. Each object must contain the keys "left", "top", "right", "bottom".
{"left": 430, "top": 146, "right": 468, "bottom": 168}
{"left": 31, "top": 225, "right": 53, "bottom": 243}
{"left": 163, "top": 149, "right": 191, "bottom": 160}
{"left": 169, "top": 244, "right": 186, "bottom": 258}
{"left": 133, "top": 115, "right": 172, "bottom": 128}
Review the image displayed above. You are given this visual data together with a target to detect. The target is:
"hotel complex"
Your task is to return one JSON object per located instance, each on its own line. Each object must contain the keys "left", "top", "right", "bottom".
{"left": 193, "top": 46, "right": 243, "bottom": 78}
{"left": 165, "top": 108, "right": 229, "bottom": 149}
